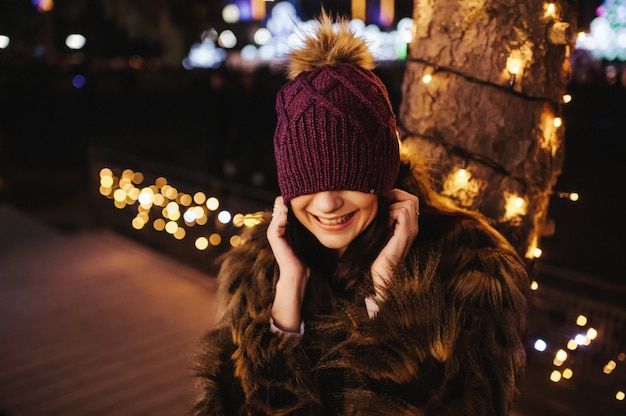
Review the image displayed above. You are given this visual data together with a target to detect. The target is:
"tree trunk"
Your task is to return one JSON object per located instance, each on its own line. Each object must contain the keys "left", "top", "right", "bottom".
{"left": 399, "top": 0, "right": 577, "bottom": 261}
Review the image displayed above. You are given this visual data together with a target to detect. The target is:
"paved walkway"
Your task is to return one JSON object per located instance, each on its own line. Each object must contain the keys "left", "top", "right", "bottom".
{"left": 0, "top": 205, "right": 218, "bottom": 416}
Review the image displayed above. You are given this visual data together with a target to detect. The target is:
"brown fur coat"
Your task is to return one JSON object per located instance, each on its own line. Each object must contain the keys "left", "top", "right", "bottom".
{"left": 190, "top": 207, "right": 529, "bottom": 415}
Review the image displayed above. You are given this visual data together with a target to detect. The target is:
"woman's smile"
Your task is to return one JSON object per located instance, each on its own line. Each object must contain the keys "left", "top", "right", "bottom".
{"left": 290, "top": 191, "right": 378, "bottom": 255}
{"left": 312, "top": 211, "right": 356, "bottom": 227}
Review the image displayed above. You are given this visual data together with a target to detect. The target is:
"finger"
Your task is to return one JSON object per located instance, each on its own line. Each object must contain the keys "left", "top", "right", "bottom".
{"left": 387, "top": 189, "right": 420, "bottom": 218}
{"left": 390, "top": 200, "right": 419, "bottom": 225}
{"left": 268, "top": 196, "right": 289, "bottom": 238}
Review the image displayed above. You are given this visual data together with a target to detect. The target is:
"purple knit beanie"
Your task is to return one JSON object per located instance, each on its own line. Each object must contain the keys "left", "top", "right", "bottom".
{"left": 273, "top": 15, "right": 400, "bottom": 203}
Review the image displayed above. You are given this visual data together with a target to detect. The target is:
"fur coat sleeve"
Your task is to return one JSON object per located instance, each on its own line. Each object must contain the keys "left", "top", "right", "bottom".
{"left": 190, "top": 212, "right": 322, "bottom": 415}
{"left": 190, "top": 211, "right": 529, "bottom": 416}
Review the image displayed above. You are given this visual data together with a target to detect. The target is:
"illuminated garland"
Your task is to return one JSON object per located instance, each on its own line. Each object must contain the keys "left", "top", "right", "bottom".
{"left": 406, "top": 55, "right": 562, "bottom": 108}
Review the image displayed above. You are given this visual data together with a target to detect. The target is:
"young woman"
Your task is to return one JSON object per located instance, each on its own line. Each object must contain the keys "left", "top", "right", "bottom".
{"left": 190, "top": 13, "right": 529, "bottom": 416}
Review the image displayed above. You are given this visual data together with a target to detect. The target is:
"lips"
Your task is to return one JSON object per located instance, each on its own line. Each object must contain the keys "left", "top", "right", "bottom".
{"left": 314, "top": 212, "right": 355, "bottom": 226}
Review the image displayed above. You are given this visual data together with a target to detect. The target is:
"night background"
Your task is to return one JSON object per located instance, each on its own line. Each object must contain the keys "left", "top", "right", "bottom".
{"left": 1, "top": 0, "right": 625, "bottom": 415}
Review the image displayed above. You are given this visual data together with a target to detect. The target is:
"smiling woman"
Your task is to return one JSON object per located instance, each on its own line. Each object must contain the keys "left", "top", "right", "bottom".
{"left": 289, "top": 190, "right": 380, "bottom": 255}
{"left": 189, "top": 11, "right": 530, "bottom": 416}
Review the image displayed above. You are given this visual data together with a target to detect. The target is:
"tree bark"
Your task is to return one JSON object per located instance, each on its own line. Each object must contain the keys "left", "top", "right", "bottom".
{"left": 399, "top": 0, "right": 577, "bottom": 260}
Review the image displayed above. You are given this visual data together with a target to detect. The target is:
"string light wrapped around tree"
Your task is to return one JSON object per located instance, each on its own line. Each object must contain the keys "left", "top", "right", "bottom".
{"left": 399, "top": 0, "right": 577, "bottom": 263}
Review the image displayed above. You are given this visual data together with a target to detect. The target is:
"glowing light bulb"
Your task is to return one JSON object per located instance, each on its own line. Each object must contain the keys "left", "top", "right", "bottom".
{"left": 422, "top": 73, "right": 432, "bottom": 84}
{"left": 506, "top": 54, "right": 523, "bottom": 75}
{"left": 544, "top": 2, "right": 557, "bottom": 18}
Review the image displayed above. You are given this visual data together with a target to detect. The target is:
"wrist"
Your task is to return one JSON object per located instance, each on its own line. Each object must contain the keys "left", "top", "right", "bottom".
{"left": 271, "top": 270, "right": 309, "bottom": 332}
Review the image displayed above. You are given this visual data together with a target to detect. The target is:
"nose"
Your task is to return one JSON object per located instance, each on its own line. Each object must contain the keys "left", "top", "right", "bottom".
{"left": 312, "top": 191, "right": 344, "bottom": 213}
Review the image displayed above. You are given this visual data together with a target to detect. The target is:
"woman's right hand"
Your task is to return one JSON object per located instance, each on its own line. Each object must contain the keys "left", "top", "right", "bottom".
{"left": 267, "top": 196, "right": 309, "bottom": 332}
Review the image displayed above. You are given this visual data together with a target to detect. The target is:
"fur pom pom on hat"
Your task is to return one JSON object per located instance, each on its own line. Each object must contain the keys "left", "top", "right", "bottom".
{"left": 273, "top": 12, "right": 400, "bottom": 203}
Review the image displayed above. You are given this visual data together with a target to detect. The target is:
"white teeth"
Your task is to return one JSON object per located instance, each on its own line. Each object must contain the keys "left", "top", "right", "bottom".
{"left": 316, "top": 213, "right": 353, "bottom": 225}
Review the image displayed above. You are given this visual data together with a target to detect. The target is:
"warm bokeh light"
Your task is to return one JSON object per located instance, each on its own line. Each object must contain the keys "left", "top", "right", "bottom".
{"left": 155, "top": 177, "right": 167, "bottom": 188}
{"left": 138, "top": 188, "right": 154, "bottom": 206}
{"left": 97, "top": 167, "right": 265, "bottom": 251}
{"left": 556, "top": 349, "right": 568, "bottom": 362}
{"left": 165, "top": 221, "right": 178, "bottom": 234}
{"left": 206, "top": 197, "right": 220, "bottom": 211}
{"left": 554, "top": 349, "right": 568, "bottom": 366}
{"left": 232, "top": 213, "right": 245, "bottom": 228}
{"left": 132, "top": 217, "right": 145, "bottom": 230}
{"left": 209, "top": 233, "right": 222, "bottom": 246}
{"left": 567, "top": 339, "right": 578, "bottom": 350}
{"left": 113, "top": 189, "right": 127, "bottom": 203}
{"left": 153, "top": 218, "right": 166, "bottom": 231}
{"left": 530, "top": 280, "right": 539, "bottom": 291}
{"left": 587, "top": 327, "right": 598, "bottom": 340}
{"left": 195, "top": 237, "right": 209, "bottom": 250}
{"left": 173, "top": 228, "right": 186, "bottom": 240}
{"left": 230, "top": 235, "right": 243, "bottom": 247}
{"left": 562, "top": 368, "right": 573, "bottom": 379}
{"left": 193, "top": 192, "right": 206, "bottom": 205}
{"left": 100, "top": 175, "right": 114, "bottom": 188}
{"left": 576, "top": 314, "right": 588, "bottom": 326}
{"left": 243, "top": 213, "right": 263, "bottom": 227}
{"left": 179, "top": 193, "right": 192, "bottom": 206}
{"left": 550, "top": 370, "right": 562, "bottom": 382}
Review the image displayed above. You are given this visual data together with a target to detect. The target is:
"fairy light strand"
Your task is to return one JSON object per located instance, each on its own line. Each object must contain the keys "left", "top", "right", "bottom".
{"left": 397, "top": 122, "right": 536, "bottom": 193}
{"left": 406, "top": 55, "right": 562, "bottom": 108}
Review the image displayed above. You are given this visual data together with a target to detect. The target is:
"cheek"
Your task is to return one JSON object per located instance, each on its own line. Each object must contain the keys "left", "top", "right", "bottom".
{"left": 291, "top": 208, "right": 309, "bottom": 227}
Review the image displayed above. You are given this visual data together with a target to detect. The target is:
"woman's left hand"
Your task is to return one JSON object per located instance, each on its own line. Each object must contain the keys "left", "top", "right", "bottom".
{"left": 370, "top": 189, "right": 420, "bottom": 296}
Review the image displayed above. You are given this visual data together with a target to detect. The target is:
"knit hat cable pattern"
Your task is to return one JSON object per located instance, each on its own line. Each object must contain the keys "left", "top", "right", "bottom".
{"left": 274, "top": 63, "right": 400, "bottom": 203}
